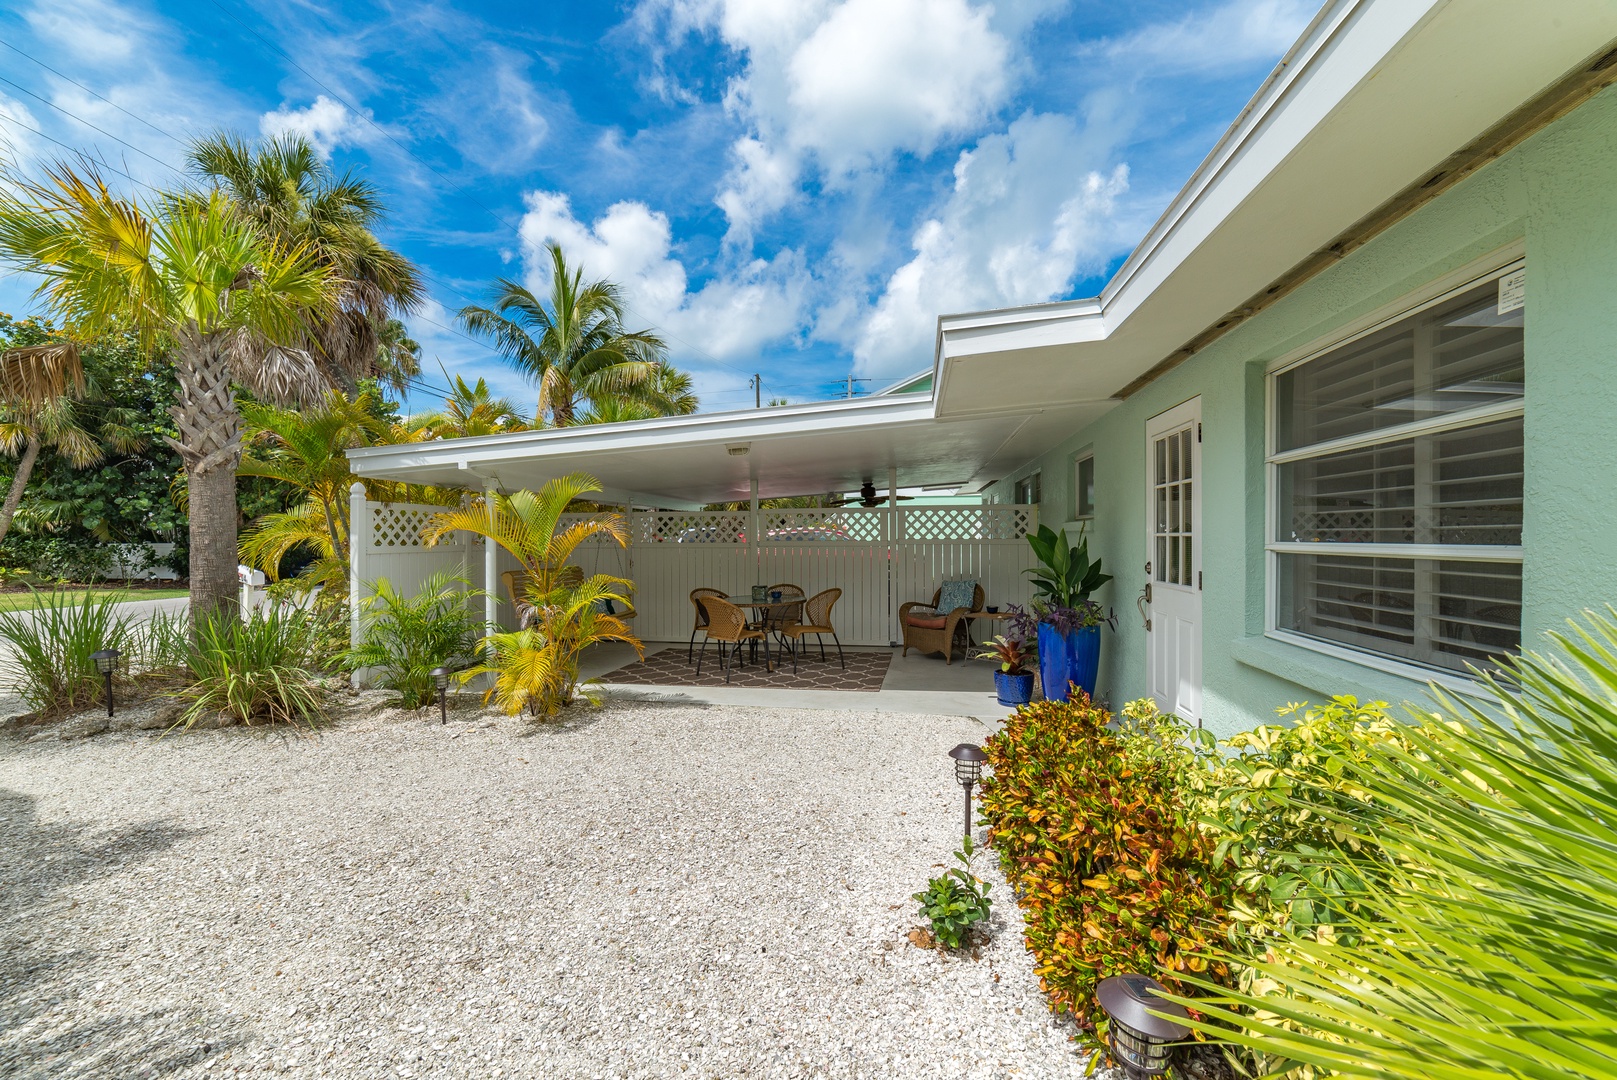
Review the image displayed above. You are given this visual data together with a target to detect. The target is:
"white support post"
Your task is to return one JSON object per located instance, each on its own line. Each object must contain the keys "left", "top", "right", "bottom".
{"left": 349, "top": 482, "right": 368, "bottom": 687}
{"left": 484, "top": 483, "right": 499, "bottom": 644}
{"left": 888, "top": 465, "right": 900, "bottom": 645}
{"left": 749, "top": 476, "right": 760, "bottom": 590}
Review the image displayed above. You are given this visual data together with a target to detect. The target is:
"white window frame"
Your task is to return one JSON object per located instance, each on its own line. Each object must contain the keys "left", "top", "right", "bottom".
{"left": 1073, "top": 453, "right": 1095, "bottom": 521}
{"left": 1014, "top": 470, "right": 1042, "bottom": 506}
{"left": 1263, "top": 255, "right": 1525, "bottom": 686}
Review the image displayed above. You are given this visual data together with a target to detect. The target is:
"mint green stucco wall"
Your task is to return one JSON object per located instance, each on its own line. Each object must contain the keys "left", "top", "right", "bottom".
{"left": 984, "top": 86, "right": 1617, "bottom": 738}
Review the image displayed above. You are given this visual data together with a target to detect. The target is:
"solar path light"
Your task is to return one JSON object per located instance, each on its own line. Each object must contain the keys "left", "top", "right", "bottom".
{"left": 947, "top": 743, "right": 987, "bottom": 840}
{"left": 1096, "top": 973, "right": 1191, "bottom": 1080}
{"left": 430, "top": 667, "right": 451, "bottom": 725}
{"left": 91, "top": 648, "right": 121, "bottom": 718}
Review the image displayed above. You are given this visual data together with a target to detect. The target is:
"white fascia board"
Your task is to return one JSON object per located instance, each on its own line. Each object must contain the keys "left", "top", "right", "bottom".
{"left": 346, "top": 394, "right": 940, "bottom": 475}
{"left": 932, "top": 0, "right": 1441, "bottom": 364}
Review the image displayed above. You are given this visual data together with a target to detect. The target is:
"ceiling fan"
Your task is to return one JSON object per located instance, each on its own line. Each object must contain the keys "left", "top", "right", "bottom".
{"left": 824, "top": 480, "right": 917, "bottom": 508}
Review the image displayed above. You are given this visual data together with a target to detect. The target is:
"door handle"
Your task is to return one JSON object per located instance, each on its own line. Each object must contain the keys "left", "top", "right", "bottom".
{"left": 1137, "top": 582, "right": 1152, "bottom": 631}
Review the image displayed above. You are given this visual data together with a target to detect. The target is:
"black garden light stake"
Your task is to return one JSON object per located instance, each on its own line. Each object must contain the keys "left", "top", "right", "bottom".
{"left": 91, "top": 648, "right": 120, "bottom": 718}
{"left": 948, "top": 743, "right": 986, "bottom": 841}
{"left": 1096, "top": 973, "right": 1191, "bottom": 1080}
{"left": 430, "top": 667, "right": 451, "bottom": 725}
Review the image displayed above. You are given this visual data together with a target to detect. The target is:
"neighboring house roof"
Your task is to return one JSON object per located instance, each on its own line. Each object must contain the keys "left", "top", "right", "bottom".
{"left": 351, "top": 0, "right": 1617, "bottom": 506}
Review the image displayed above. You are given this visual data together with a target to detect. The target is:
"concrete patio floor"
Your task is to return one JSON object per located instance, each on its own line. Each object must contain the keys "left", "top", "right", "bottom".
{"left": 582, "top": 641, "right": 1006, "bottom": 717}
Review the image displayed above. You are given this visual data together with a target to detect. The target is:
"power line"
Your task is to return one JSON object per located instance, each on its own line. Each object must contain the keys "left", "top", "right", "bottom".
{"left": 0, "top": 72, "right": 188, "bottom": 177}
{"left": 0, "top": 39, "right": 188, "bottom": 147}
{"left": 0, "top": 111, "right": 143, "bottom": 185}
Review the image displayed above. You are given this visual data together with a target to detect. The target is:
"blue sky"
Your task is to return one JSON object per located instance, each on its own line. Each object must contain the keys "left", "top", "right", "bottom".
{"left": 0, "top": 0, "right": 1317, "bottom": 416}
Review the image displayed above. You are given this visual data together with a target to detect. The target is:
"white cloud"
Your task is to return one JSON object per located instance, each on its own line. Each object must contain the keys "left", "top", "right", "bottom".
{"left": 851, "top": 112, "right": 1131, "bottom": 378}
{"left": 259, "top": 96, "right": 360, "bottom": 159}
{"left": 641, "top": 0, "right": 1024, "bottom": 245}
{"left": 517, "top": 191, "right": 811, "bottom": 369}
{"left": 1090, "top": 0, "right": 1316, "bottom": 73}
{"left": 24, "top": 0, "right": 156, "bottom": 64}
{"left": 0, "top": 95, "right": 45, "bottom": 170}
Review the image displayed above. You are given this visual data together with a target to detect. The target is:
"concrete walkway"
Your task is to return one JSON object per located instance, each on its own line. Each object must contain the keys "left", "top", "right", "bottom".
{"left": 583, "top": 640, "right": 1006, "bottom": 717}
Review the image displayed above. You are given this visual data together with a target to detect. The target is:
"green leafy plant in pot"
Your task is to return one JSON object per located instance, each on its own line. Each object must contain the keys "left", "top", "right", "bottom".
{"left": 1021, "top": 524, "right": 1113, "bottom": 702}
{"left": 976, "top": 632, "right": 1036, "bottom": 706}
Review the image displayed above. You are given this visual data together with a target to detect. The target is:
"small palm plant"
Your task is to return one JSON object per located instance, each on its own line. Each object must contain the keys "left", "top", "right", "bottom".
{"left": 345, "top": 571, "right": 483, "bottom": 708}
{"left": 423, "top": 472, "right": 641, "bottom": 717}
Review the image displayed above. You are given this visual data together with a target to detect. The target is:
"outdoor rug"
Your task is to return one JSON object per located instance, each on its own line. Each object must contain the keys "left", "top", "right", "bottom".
{"left": 602, "top": 645, "right": 893, "bottom": 691}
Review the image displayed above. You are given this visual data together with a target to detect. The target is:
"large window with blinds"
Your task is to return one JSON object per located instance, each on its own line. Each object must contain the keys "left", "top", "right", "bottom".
{"left": 1267, "top": 268, "right": 1525, "bottom": 676}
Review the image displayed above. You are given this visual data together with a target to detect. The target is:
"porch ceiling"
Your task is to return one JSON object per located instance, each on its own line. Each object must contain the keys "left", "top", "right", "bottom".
{"left": 348, "top": 395, "right": 1112, "bottom": 508}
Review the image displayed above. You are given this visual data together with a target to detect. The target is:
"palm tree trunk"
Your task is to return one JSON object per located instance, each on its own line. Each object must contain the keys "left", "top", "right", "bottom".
{"left": 167, "top": 330, "right": 245, "bottom": 623}
{"left": 0, "top": 433, "right": 41, "bottom": 544}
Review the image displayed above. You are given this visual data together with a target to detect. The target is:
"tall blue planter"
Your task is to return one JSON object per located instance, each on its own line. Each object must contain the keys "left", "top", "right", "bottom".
{"left": 1037, "top": 622, "right": 1102, "bottom": 703}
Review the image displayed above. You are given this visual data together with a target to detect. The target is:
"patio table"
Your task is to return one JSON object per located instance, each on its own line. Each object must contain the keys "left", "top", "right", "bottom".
{"left": 724, "top": 595, "right": 805, "bottom": 664}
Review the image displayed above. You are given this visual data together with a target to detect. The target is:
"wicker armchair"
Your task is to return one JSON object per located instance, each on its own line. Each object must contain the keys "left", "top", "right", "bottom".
{"left": 694, "top": 595, "right": 771, "bottom": 683}
{"left": 763, "top": 582, "right": 806, "bottom": 632}
{"left": 898, "top": 583, "right": 984, "bottom": 665}
{"left": 688, "top": 587, "right": 727, "bottom": 663}
{"left": 781, "top": 588, "right": 843, "bottom": 671}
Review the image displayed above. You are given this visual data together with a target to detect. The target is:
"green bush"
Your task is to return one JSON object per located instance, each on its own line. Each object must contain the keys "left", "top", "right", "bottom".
{"left": 0, "top": 588, "right": 136, "bottom": 712}
{"left": 344, "top": 571, "right": 482, "bottom": 708}
{"left": 170, "top": 609, "right": 336, "bottom": 730}
{"left": 1173, "top": 612, "right": 1617, "bottom": 1080}
{"left": 913, "top": 836, "right": 993, "bottom": 949}
{"left": 979, "top": 693, "right": 1232, "bottom": 1024}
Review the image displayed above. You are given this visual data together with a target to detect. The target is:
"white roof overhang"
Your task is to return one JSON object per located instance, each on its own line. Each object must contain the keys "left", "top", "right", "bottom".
{"left": 347, "top": 394, "right": 1114, "bottom": 508}
{"left": 350, "top": 0, "right": 1617, "bottom": 506}
{"left": 934, "top": 0, "right": 1617, "bottom": 416}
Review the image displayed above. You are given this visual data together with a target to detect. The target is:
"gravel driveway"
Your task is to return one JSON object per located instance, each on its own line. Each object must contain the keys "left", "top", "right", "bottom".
{"left": 0, "top": 697, "right": 1099, "bottom": 1078}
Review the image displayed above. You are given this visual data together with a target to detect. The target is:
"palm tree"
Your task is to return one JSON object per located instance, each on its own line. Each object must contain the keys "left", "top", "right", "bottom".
{"left": 374, "top": 317, "right": 422, "bottom": 396}
{"left": 187, "top": 133, "right": 424, "bottom": 396}
{"left": 0, "top": 397, "right": 103, "bottom": 543}
{"left": 236, "top": 389, "right": 389, "bottom": 585}
{"left": 405, "top": 373, "right": 530, "bottom": 440}
{"left": 576, "top": 365, "right": 700, "bottom": 425}
{"left": 0, "top": 161, "right": 337, "bottom": 619}
{"left": 457, "top": 243, "right": 669, "bottom": 425}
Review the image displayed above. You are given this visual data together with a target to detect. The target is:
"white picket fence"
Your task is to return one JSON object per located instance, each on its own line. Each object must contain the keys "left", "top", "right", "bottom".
{"left": 348, "top": 493, "right": 1040, "bottom": 648}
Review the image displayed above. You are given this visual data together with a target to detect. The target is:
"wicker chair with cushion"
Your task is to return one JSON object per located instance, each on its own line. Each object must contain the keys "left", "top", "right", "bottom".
{"left": 780, "top": 588, "right": 844, "bottom": 672}
{"left": 898, "top": 581, "right": 985, "bottom": 665}
{"left": 695, "top": 595, "right": 772, "bottom": 683}
{"left": 688, "top": 587, "right": 727, "bottom": 663}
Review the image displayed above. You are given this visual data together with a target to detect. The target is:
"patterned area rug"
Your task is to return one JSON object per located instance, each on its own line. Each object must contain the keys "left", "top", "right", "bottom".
{"left": 602, "top": 645, "right": 893, "bottom": 691}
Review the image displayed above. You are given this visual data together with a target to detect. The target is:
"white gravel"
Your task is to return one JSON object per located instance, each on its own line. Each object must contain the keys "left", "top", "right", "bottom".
{"left": 0, "top": 693, "right": 1106, "bottom": 1078}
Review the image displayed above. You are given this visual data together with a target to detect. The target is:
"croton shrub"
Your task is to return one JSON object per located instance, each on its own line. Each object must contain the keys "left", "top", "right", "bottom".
{"left": 979, "top": 693, "right": 1233, "bottom": 1023}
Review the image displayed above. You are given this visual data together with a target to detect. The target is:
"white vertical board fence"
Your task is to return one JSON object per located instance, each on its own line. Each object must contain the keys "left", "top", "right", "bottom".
{"left": 349, "top": 496, "right": 1041, "bottom": 649}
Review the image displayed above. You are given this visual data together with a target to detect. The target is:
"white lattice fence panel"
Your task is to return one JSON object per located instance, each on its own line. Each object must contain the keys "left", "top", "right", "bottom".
{"left": 757, "top": 508, "right": 888, "bottom": 543}
{"left": 369, "top": 502, "right": 464, "bottom": 550}
{"left": 754, "top": 543, "right": 893, "bottom": 645}
{"left": 900, "top": 505, "right": 1035, "bottom": 541}
{"left": 632, "top": 511, "right": 749, "bottom": 545}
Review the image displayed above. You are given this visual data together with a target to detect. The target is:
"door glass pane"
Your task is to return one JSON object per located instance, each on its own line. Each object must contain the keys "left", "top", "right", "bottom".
{"left": 1169, "top": 485, "right": 1180, "bottom": 532}
{"left": 1156, "top": 536, "right": 1167, "bottom": 582}
{"left": 1184, "top": 537, "right": 1193, "bottom": 584}
{"left": 1156, "top": 487, "right": 1167, "bottom": 532}
{"left": 1182, "top": 430, "right": 1193, "bottom": 479}
{"left": 1183, "top": 481, "right": 1192, "bottom": 534}
{"left": 1156, "top": 439, "right": 1167, "bottom": 484}
{"left": 1169, "top": 537, "right": 1181, "bottom": 584}
{"left": 1169, "top": 436, "right": 1180, "bottom": 483}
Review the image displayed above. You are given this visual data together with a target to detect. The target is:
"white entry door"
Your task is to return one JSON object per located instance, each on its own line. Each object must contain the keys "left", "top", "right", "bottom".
{"left": 1144, "top": 398, "right": 1202, "bottom": 722}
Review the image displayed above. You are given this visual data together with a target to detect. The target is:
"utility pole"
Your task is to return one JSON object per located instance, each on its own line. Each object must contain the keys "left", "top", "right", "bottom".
{"left": 753, "top": 374, "right": 761, "bottom": 409}
{"left": 844, "top": 375, "right": 871, "bottom": 399}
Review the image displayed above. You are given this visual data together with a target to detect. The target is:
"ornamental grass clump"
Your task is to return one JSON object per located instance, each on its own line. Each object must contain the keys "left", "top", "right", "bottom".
{"left": 170, "top": 609, "right": 336, "bottom": 730}
{"left": 0, "top": 588, "right": 137, "bottom": 712}
{"left": 979, "top": 693, "right": 1232, "bottom": 1023}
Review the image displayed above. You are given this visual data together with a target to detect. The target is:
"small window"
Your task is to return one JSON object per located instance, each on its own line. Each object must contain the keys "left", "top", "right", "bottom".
{"left": 1074, "top": 455, "right": 1095, "bottom": 519}
{"left": 1268, "top": 271, "right": 1524, "bottom": 676}
{"left": 1014, "top": 472, "right": 1041, "bottom": 505}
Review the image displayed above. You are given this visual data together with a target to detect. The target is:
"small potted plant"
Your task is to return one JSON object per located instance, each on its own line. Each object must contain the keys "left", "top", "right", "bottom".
{"left": 976, "top": 632, "right": 1035, "bottom": 706}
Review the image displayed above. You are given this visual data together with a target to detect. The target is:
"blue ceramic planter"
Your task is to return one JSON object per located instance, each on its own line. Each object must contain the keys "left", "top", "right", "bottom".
{"left": 994, "top": 670, "right": 1034, "bottom": 706}
{"left": 1037, "top": 622, "right": 1102, "bottom": 702}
